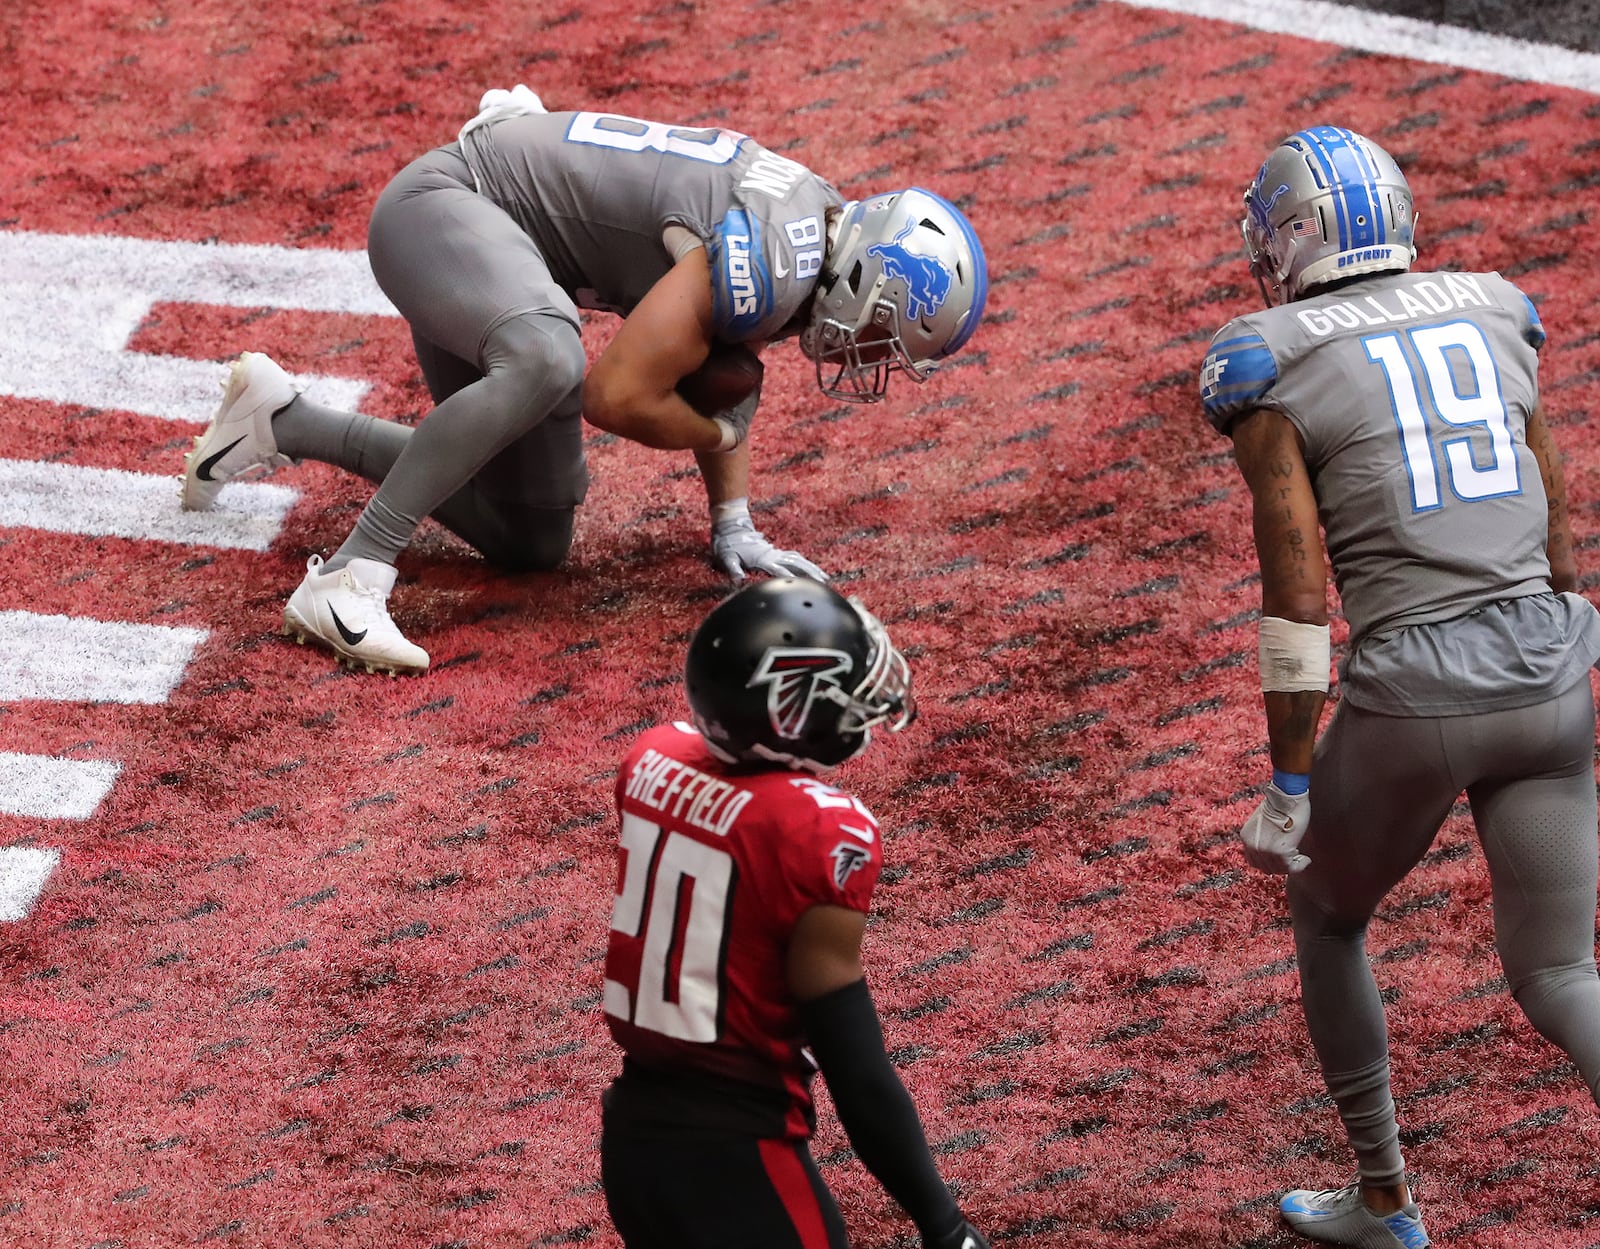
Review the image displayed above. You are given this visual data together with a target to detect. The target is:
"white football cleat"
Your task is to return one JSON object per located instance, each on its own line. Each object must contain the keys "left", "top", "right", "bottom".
{"left": 281, "top": 556, "right": 430, "bottom": 676}
{"left": 1281, "top": 1182, "right": 1430, "bottom": 1248}
{"left": 181, "top": 352, "right": 298, "bottom": 511}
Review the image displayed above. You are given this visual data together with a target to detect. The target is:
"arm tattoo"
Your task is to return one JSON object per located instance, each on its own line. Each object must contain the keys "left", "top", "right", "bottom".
{"left": 1285, "top": 527, "right": 1309, "bottom": 571}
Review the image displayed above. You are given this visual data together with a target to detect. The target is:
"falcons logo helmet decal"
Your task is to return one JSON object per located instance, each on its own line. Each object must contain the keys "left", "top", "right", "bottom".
{"left": 683, "top": 577, "right": 915, "bottom": 772}
{"left": 746, "top": 647, "right": 854, "bottom": 738}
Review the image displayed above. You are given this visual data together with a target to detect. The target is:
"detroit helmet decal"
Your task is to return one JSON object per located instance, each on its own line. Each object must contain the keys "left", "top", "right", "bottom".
{"left": 747, "top": 647, "right": 853, "bottom": 738}
{"left": 866, "top": 220, "right": 953, "bottom": 321}
{"left": 1259, "top": 181, "right": 1292, "bottom": 215}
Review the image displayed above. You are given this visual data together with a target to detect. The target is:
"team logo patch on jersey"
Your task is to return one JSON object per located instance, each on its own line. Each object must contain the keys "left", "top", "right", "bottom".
{"left": 865, "top": 220, "right": 952, "bottom": 321}
{"left": 712, "top": 208, "right": 772, "bottom": 334}
{"left": 747, "top": 647, "right": 853, "bottom": 738}
{"left": 829, "top": 841, "right": 871, "bottom": 890}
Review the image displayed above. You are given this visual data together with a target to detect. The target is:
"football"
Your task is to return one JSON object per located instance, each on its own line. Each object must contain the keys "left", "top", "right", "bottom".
{"left": 676, "top": 342, "right": 764, "bottom": 417}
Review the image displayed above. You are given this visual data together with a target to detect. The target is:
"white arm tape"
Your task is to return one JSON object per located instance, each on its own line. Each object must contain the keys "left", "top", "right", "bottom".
{"left": 711, "top": 417, "right": 740, "bottom": 453}
{"left": 1258, "top": 616, "right": 1330, "bottom": 692}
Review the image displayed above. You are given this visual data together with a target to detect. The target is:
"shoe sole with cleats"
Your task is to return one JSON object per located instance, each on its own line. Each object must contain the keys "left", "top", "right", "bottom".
{"left": 281, "top": 608, "right": 429, "bottom": 677}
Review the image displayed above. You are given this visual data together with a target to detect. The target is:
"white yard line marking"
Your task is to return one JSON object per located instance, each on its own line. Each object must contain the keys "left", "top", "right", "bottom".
{"left": 0, "top": 846, "right": 64, "bottom": 922}
{"left": 0, "top": 458, "right": 296, "bottom": 552}
{"left": 0, "top": 231, "right": 391, "bottom": 422}
{"left": 0, "top": 612, "right": 208, "bottom": 704}
{"left": 1115, "top": 0, "right": 1600, "bottom": 95}
{"left": 0, "top": 753, "right": 120, "bottom": 821}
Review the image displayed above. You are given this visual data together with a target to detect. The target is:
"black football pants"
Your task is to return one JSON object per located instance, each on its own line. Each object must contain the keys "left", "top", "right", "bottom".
{"left": 602, "top": 1130, "right": 851, "bottom": 1249}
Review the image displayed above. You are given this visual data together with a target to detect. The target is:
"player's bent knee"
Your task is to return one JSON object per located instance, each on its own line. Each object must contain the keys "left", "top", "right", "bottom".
{"left": 1506, "top": 957, "right": 1599, "bottom": 1004}
{"left": 484, "top": 314, "right": 587, "bottom": 418}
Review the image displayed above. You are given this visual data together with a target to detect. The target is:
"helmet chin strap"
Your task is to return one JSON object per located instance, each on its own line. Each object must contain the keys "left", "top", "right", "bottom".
{"left": 799, "top": 206, "right": 850, "bottom": 365}
{"left": 824, "top": 204, "right": 848, "bottom": 257}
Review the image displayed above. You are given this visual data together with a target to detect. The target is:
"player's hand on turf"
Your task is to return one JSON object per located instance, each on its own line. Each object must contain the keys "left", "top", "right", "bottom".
{"left": 711, "top": 510, "right": 827, "bottom": 582}
{"left": 1240, "top": 782, "right": 1312, "bottom": 874}
{"left": 925, "top": 1219, "right": 990, "bottom": 1249}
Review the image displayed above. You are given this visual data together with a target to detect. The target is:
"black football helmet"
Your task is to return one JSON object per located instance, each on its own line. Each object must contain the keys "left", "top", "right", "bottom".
{"left": 685, "top": 578, "right": 915, "bottom": 772}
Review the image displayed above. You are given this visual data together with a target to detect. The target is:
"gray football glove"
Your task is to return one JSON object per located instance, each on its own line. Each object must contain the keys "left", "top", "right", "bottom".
{"left": 710, "top": 500, "right": 827, "bottom": 582}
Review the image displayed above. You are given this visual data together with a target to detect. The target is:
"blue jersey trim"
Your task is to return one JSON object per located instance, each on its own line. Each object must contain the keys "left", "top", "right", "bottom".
{"left": 1200, "top": 328, "right": 1278, "bottom": 424}
{"left": 1519, "top": 291, "right": 1547, "bottom": 350}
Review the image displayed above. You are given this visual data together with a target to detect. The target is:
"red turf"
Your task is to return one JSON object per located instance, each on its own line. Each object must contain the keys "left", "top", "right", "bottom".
{"left": 2, "top": 2, "right": 1599, "bottom": 1248}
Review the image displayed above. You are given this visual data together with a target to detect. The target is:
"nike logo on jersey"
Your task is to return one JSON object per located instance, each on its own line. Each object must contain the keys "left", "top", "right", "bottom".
{"left": 772, "top": 247, "right": 789, "bottom": 280}
{"left": 195, "top": 437, "right": 246, "bottom": 481}
{"left": 329, "top": 605, "right": 367, "bottom": 647}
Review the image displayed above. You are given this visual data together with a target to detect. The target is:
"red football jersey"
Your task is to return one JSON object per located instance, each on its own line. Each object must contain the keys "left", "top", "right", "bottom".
{"left": 604, "top": 722, "right": 881, "bottom": 1139}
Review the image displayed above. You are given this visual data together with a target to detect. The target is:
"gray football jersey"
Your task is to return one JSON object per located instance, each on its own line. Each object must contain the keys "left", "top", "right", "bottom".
{"left": 457, "top": 111, "right": 842, "bottom": 344}
{"left": 1200, "top": 270, "right": 1600, "bottom": 712}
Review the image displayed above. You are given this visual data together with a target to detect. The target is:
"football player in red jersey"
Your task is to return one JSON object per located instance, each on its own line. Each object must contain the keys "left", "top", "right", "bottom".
{"left": 600, "top": 578, "right": 988, "bottom": 1249}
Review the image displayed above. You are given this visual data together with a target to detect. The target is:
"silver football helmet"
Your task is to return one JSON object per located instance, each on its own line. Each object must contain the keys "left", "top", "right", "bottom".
{"left": 800, "top": 187, "right": 988, "bottom": 402}
{"left": 1242, "top": 126, "right": 1417, "bottom": 306}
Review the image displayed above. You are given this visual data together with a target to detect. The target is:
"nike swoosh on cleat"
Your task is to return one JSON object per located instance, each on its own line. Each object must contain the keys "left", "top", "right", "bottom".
{"left": 328, "top": 605, "right": 368, "bottom": 647}
{"left": 195, "top": 436, "right": 246, "bottom": 481}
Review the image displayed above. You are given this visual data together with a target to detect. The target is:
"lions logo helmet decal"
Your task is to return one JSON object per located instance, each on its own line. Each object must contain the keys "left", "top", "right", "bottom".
{"left": 865, "top": 219, "right": 954, "bottom": 321}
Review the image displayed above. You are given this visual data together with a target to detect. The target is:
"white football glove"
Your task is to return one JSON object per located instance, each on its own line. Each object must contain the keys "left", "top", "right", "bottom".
{"left": 710, "top": 499, "right": 827, "bottom": 583}
{"left": 1240, "top": 782, "right": 1312, "bottom": 874}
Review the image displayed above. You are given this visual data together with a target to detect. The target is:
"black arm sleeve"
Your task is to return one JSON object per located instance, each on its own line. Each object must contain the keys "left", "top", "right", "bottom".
{"left": 797, "top": 977, "right": 963, "bottom": 1240}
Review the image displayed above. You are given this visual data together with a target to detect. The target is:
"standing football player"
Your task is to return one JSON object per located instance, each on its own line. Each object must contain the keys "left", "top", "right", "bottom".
{"left": 1200, "top": 126, "right": 1600, "bottom": 1248}
{"left": 599, "top": 578, "right": 988, "bottom": 1249}
{"left": 179, "top": 86, "right": 987, "bottom": 675}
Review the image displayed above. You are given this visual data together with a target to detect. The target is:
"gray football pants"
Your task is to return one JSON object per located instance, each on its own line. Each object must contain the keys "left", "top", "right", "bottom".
{"left": 1287, "top": 676, "right": 1600, "bottom": 1185}
{"left": 272, "top": 144, "right": 589, "bottom": 572}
